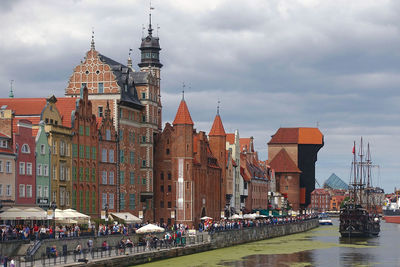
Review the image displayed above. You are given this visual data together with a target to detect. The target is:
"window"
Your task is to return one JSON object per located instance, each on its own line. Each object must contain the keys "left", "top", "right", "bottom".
{"left": 167, "top": 172, "right": 171, "bottom": 180}
{"left": 19, "top": 184, "right": 25, "bottom": 197}
{"left": 119, "top": 130, "right": 123, "bottom": 141}
{"left": 92, "top": 147, "right": 96, "bottom": 160}
{"left": 60, "top": 141, "right": 65, "bottom": 156}
{"left": 102, "top": 193, "right": 107, "bottom": 209}
{"left": 79, "top": 191, "right": 83, "bottom": 211}
{"left": 120, "top": 109, "right": 123, "bottom": 119}
{"left": 72, "top": 166, "right": 77, "bottom": 181}
{"left": 6, "top": 161, "right": 11, "bottom": 173}
{"left": 120, "top": 171, "right": 125, "bottom": 184}
{"left": 160, "top": 185, "right": 164, "bottom": 192}
{"left": 0, "top": 160, "right": 2, "bottom": 172}
{"left": 26, "top": 163, "right": 32, "bottom": 175}
{"left": 52, "top": 140, "right": 57, "bottom": 154}
{"left": 142, "top": 160, "right": 146, "bottom": 167}
{"left": 66, "top": 143, "right": 70, "bottom": 156}
{"left": 0, "top": 140, "right": 7, "bottom": 148}
{"left": 98, "top": 82, "right": 104, "bottom": 94}
{"left": 120, "top": 150, "right": 124, "bottom": 163}
{"left": 26, "top": 185, "right": 32, "bottom": 198}
{"left": 85, "top": 167, "right": 89, "bottom": 181}
{"left": 85, "top": 126, "right": 90, "bottom": 136}
{"left": 40, "top": 144, "right": 46, "bottom": 154}
{"left": 141, "top": 92, "right": 146, "bottom": 99}
{"left": 0, "top": 184, "right": 3, "bottom": 196}
{"left": 168, "top": 185, "right": 171, "bottom": 192}
{"left": 102, "top": 149, "right": 107, "bottom": 162}
{"left": 120, "top": 193, "right": 125, "bottom": 210}
{"left": 19, "top": 162, "right": 25, "bottom": 175}
{"left": 44, "top": 186, "right": 48, "bottom": 197}
{"left": 86, "top": 191, "right": 90, "bottom": 213}
{"left": 66, "top": 167, "right": 70, "bottom": 181}
{"left": 105, "top": 129, "right": 111, "bottom": 141}
{"left": 142, "top": 177, "right": 146, "bottom": 185}
{"left": 59, "top": 164, "right": 65, "bottom": 181}
{"left": 79, "top": 126, "right": 84, "bottom": 136}
{"left": 102, "top": 171, "right": 107, "bottom": 184}
{"left": 130, "top": 151, "right": 134, "bottom": 164}
{"left": 79, "top": 167, "right": 83, "bottom": 180}
{"left": 37, "top": 164, "right": 42, "bottom": 176}
{"left": 160, "top": 172, "right": 164, "bottom": 180}
{"left": 72, "top": 144, "right": 78, "bottom": 158}
{"left": 166, "top": 148, "right": 170, "bottom": 155}
{"left": 160, "top": 201, "right": 164, "bottom": 208}
{"left": 86, "top": 146, "right": 90, "bottom": 159}
{"left": 6, "top": 185, "right": 11, "bottom": 196}
{"left": 130, "top": 172, "right": 135, "bottom": 185}
{"left": 21, "top": 144, "right": 30, "bottom": 153}
{"left": 109, "top": 150, "right": 114, "bottom": 163}
{"left": 44, "top": 164, "right": 49, "bottom": 176}
{"left": 79, "top": 145, "right": 84, "bottom": 158}
{"left": 168, "top": 201, "right": 171, "bottom": 208}
{"left": 109, "top": 171, "right": 115, "bottom": 185}
{"left": 129, "top": 194, "right": 135, "bottom": 210}
{"left": 141, "top": 135, "right": 146, "bottom": 143}
{"left": 66, "top": 191, "right": 70, "bottom": 206}
{"left": 109, "top": 193, "right": 114, "bottom": 209}
{"left": 72, "top": 189, "right": 77, "bottom": 209}
{"left": 81, "top": 82, "right": 86, "bottom": 90}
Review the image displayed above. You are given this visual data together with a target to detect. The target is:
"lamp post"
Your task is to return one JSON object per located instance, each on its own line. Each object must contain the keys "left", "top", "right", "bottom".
{"left": 104, "top": 203, "right": 109, "bottom": 224}
{"left": 51, "top": 201, "right": 57, "bottom": 239}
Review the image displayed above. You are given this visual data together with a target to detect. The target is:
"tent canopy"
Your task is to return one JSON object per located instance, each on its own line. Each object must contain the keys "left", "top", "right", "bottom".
{"left": 111, "top": 212, "right": 141, "bottom": 224}
{"left": 200, "top": 216, "right": 213, "bottom": 220}
{"left": 136, "top": 224, "right": 164, "bottom": 234}
{"left": 0, "top": 206, "right": 47, "bottom": 220}
{"left": 228, "top": 214, "right": 243, "bottom": 220}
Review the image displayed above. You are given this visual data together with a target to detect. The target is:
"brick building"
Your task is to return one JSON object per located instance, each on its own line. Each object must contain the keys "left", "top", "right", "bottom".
{"left": 14, "top": 120, "right": 36, "bottom": 205}
{"left": 268, "top": 128, "right": 324, "bottom": 209}
{"left": 153, "top": 98, "right": 223, "bottom": 226}
{"left": 98, "top": 102, "right": 118, "bottom": 213}
{"left": 310, "top": 188, "right": 331, "bottom": 212}
{"left": 71, "top": 88, "right": 99, "bottom": 216}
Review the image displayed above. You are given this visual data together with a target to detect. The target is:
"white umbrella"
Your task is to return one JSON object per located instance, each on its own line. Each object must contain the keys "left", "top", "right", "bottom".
{"left": 243, "top": 214, "right": 257, "bottom": 220}
{"left": 200, "top": 216, "right": 212, "bottom": 220}
{"left": 228, "top": 214, "right": 243, "bottom": 220}
{"left": 135, "top": 224, "right": 165, "bottom": 234}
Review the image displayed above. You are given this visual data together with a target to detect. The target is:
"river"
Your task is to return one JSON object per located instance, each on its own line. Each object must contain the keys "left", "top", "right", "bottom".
{"left": 134, "top": 219, "right": 400, "bottom": 267}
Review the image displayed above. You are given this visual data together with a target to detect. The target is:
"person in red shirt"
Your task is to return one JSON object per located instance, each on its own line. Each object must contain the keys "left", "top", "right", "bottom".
{"left": 33, "top": 224, "right": 39, "bottom": 240}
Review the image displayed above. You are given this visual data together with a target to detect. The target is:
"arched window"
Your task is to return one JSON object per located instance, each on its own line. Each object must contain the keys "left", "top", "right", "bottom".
{"left": 21, "top": 144, "right": 30, "bottom": 153}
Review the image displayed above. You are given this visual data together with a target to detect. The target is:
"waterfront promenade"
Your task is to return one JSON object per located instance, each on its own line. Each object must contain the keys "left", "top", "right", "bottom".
{"left": 8, "top": 218, "right": 318, "bottom": 267}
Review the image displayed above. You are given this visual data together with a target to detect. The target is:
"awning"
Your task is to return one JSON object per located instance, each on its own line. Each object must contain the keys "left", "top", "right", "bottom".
{"left": 111, "top": 212, "right": 141, "bottom": 224}
{"left": 136, "top": 224, "right": 164, "bottom": 234}
{"left": 0, "top": 206, "right": 47, "bottom": 220}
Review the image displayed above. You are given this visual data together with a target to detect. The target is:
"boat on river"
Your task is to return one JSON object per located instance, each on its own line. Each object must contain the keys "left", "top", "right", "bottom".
{"left": 383, "top": 195, "right": 400, "bottom": 223}
{"left": 319, "top": 213, "right": 333, "bottom": 225}
{"left": 339, "top": 139, "right": 380, "bottom": 237}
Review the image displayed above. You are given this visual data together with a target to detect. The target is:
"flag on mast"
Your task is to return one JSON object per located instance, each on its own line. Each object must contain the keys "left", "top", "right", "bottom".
{"left": 352, "top": 143, "right": 355, "bottom": 154}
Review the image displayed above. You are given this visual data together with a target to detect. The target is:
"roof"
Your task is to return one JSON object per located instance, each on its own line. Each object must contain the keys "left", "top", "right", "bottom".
{"left": 0, "top": 98, "right": 46, "bottom": 115}
{"left": 209, "top": 114, "right": 226, "bottom": 136}
{"left": 323, "top": 173, "right": 349, "bottom": 190}
{"left": 311, "top": 189, "right": 330, "bottom": 195}
{"left": 173, "top": 100, "right": 194, "bottom": 125}
{"left": 268, "top": 127, "right": 323, "bottom": 145}
{"left": 97, "top": 53, "right": 143, "bottom": 110}
{"left": 55, "top": 97, "right": 78, "bottom": 127}
{"left": 132, "top": 72, "right": 149, "bottom": 84}
{"left": 240, "top": 138, "right": 252, "bottom": 152}
{"left": 226, "top": 133, "right": 235, "bottom": 144}
{"left": 269, "top": 148, "right": 301, "bottom": 173}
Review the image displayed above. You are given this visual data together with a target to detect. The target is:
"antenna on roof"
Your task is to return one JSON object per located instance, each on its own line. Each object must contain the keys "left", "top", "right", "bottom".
{"left": 182, "top": 82, "right": 186, "bottom": 100}
{"left": 217, "top": 99, "right": 220, "bottom": 115}
{"left": 9, "top": 80, "right": 14, "bottom": 98}
{"left": 148, "top": 0, "right": 154, "bottom": 36}
{"left": 91, "top": 27, "right": 95, "bottom": 50}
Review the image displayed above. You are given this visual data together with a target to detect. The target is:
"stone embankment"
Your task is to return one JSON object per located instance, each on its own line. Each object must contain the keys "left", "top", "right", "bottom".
{"left": 64, "top": 219, "right": 318, "bottom": 267}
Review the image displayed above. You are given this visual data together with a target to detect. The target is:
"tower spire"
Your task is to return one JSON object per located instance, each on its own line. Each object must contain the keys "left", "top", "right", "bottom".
{"left": 91, "top": 28, "right": 95, "bottom": 50}
{"left": 148, "top": 1, "right": 154, "bottom": 36}
{"left": 127, "top": 48, "right": 133, "bottom": 68}
{"left": 9, "top": 80, "right": 14, "bottom": 98}
{"left": 217, "top": 100, "right": 220, "bottom": 115}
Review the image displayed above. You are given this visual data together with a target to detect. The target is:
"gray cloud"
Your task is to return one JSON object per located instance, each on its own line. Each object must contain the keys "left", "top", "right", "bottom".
{"left": 0, "top": 0, "right": 399, "bottom": 192}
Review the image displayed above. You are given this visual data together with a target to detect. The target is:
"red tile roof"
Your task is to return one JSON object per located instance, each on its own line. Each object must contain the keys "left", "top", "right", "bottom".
{"left": 0, "top": 147, "right": 14, "bottom": 155}
{"left": 209, "top": 114, "right": 226, "bottom": 136}
{"left": 268, "top": 127, "right": 323, "bottom": 145}
{"left": 0, "top": 98, "right": 46, "bottom": 115}
{"left": 269, "top": 148, "right": 301, "bottom": 173}
{"left": 55, "top": 97, "right": 78, "bottom": 127}
{"left": 240, "top": 138, "right": 251, "bottom": 152}
{"left": 0, "top": 132, "right": 10, "bottom": 138}
{"left": 173, "top": 100, "right": 194, "bottom": 125}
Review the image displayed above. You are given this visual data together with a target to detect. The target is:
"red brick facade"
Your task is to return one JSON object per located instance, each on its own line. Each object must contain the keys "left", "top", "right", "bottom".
{"left": 14, "top": 120, "right": 36, "bottom": 205}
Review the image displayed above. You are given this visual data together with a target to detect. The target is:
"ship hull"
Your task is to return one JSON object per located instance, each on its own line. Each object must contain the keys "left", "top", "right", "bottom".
{"left": 339, "top": 205, "right": 380, "bottom": 237}
{"left": 383, "top": 209, "right": 400, "bottom": 223}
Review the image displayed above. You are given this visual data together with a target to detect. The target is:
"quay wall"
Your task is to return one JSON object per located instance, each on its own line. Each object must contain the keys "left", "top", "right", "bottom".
{"left": 66, "top": 219, "right": 319, "bottom": 267}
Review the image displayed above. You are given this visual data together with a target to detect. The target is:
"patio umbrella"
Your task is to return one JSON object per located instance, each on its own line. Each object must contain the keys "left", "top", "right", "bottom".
{"left": 135, "top": 224, "right": 165, "bottom": 234}
{"left": 200, "top": 216, "right": 213, "bottom": 220}
{"left": 243, "top": 214, "right": 256, "bottom": 220}
{"left": 228, "top": 214, "right": 243, "bottom": 220}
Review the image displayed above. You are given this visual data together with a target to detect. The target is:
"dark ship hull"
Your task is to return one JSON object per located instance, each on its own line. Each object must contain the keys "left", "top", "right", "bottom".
{"left": 339, "top": 204, "right": 380, "bottom": 237}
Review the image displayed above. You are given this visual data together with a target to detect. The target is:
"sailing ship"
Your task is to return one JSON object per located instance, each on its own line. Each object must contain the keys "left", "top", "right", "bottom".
{"left": 339, "top": 139, "right": 380, "bottom": 237}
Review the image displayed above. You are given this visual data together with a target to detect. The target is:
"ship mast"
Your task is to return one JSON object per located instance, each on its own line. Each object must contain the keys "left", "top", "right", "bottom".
{"left": 359, "top": 137, "right": 364, "bottom": 207}
{"left": 352, "top": 141, "right": 357, "bottom": 205}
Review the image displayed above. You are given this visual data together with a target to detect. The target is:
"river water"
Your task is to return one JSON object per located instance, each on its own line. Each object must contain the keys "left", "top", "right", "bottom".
{"left": 135, "top": 219, "right": 400, "bottom": 267}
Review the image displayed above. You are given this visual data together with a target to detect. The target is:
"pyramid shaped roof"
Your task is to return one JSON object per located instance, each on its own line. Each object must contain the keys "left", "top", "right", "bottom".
{"left": 209, "top": 114, "right": 226, "bottom": 136}
{"left": 173, "top": 100, "right": 194, "bottom": 125}
{"left": 269, "top": 148, "right": 301, "bottom": 173}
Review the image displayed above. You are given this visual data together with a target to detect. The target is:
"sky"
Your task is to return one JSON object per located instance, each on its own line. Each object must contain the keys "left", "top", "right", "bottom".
{"left": 0, "top": 0, "right": 399, "bottom": 192}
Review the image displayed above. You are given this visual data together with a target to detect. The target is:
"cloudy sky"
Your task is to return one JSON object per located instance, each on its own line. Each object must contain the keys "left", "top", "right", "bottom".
{"left": 1, "top": 0, "right": 399, "bottom": 192}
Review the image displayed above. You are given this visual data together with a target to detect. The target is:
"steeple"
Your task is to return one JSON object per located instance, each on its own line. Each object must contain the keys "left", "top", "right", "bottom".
{"left": 173, "top": 99, "right": 194, "bottom": 125}
{"left": 91, "top": 28, "right": 95, "bottom": 50}
{"left": 9, "top": 80, "right": 14, "bottom": 98}
{"left": 127, "top": 48, "right": 133, "bottom": 69}
{"left": 209, "top": 107, "right": 226, "bottom": 136}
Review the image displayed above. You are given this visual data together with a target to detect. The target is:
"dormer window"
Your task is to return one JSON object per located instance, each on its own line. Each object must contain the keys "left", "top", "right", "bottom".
{"left": 0, "top": 140, "right": 7, "bottom": 148}
{"left": 141, "top": 92, "right": 146, "bottom": 99}
{"left": 21, "top": 144, "right": 30, "bottom": 153}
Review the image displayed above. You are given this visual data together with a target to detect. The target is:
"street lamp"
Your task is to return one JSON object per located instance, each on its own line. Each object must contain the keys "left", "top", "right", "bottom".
{"left": 51, "top": 201, "right": 57, "bottom": 239}
{"left": 104, "top": 203, "right": 109, "bottom": 223}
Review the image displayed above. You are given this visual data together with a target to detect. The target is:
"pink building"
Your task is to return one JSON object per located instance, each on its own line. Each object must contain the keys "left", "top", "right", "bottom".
{"left": 14, "top": 120, "right": 36, "bottom": 205}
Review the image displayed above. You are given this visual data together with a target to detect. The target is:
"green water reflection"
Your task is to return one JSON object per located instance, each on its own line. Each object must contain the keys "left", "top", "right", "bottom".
{"left": 134, "top": 222, "right": 382, "bottom": 267}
